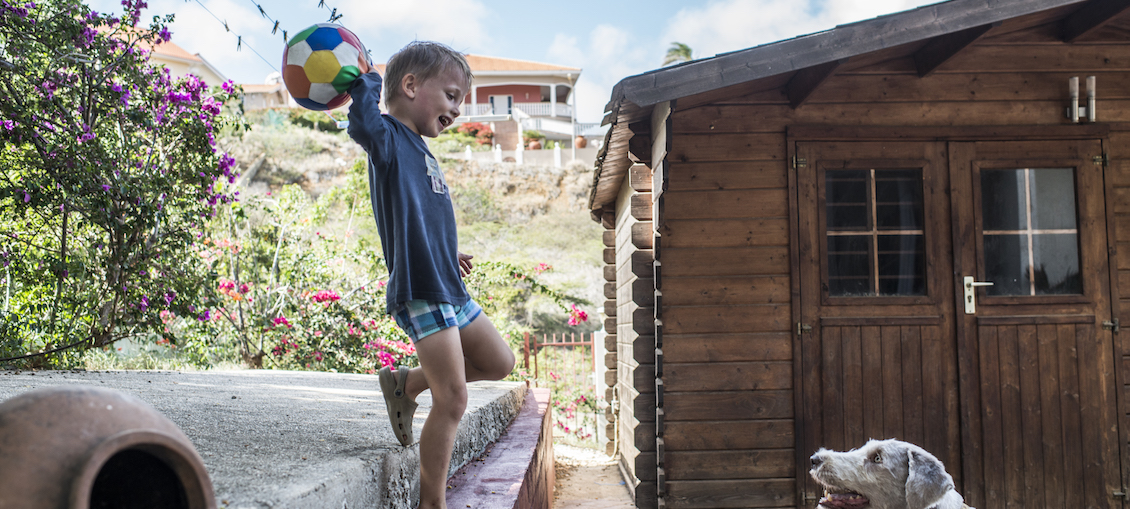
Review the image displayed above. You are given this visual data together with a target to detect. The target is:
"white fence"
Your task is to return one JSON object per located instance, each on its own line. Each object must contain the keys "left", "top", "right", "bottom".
{"left": 460, "top": 102, "right": 573, "bottom": 118}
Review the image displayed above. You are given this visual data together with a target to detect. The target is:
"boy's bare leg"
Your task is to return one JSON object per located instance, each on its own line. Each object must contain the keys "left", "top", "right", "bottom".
{"left": 413, "top": 326, "right": 467, "bottom": 509}
{"left": 404, "top": 314, "right": 515, "bottom": 399}
{"left": 403, "top": 315, "right": 516, "bottom": 509}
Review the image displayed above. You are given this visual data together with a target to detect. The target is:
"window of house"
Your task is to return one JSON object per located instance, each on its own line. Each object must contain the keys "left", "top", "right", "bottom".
{"left": 825, "top": 168, "right": 926, "bottom": 297}
{"left": 980, "top": 168, "right": 1081, "bottom": 295}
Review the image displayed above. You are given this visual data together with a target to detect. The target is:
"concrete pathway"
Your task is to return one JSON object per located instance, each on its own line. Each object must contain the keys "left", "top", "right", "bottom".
{"left": 553, "top": 444, "right": 635, "bottom": 508}
{"left": 0, "top": 369, "right": 525, "bottom": 509}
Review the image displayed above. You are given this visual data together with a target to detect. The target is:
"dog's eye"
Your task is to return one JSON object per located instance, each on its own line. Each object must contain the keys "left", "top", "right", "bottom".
{"left": 872, "top": 452, "right": 882, "bottom": 463}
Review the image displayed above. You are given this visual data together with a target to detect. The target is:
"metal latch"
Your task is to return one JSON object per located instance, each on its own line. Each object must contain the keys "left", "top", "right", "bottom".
{"left": 1103, "top": 319, "right": 1120, "bottom": 333}
{"left": 797, "top": 323, "right": 812, "bottom": 336}
{"left": 963, "top": 276, "right": 994, "bottom": 314}
{"left": 1112, "top": 488, "right": 1128, "bottom": 500}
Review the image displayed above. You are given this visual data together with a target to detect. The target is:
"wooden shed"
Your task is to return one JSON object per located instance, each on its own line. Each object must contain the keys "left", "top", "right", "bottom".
{"left": 589, "top": 0, "right": 1130, "bottom": 507}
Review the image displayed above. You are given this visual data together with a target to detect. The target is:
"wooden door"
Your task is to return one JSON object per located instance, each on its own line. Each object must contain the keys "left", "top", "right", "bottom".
{"left": 796, "top": 141, "right": 962, "bottom": 506}
{"left": 950, "top": 140, "right": 1124, "bottom": 509}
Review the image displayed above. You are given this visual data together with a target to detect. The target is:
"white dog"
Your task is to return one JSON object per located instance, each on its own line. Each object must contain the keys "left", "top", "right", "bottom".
{"left": 809, "top": 439, "right": 972, "bottom": 509}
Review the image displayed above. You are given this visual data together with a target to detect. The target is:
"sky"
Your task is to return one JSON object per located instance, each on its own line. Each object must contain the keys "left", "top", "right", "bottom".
{"left": 85, "top": 0, "right": 942, "bottom": 123}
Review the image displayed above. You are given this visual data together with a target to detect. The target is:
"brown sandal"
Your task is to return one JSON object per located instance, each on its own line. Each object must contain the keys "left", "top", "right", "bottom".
{"left": 378, "top": 366, "right": 418, "bottom": 446}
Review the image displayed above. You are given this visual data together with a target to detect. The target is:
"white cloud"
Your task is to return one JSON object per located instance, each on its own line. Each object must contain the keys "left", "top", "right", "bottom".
{"left": 658, "top": 0, "right": 940, "bottom": 62}
{"left": 336, "top": 0, "right": 491, "bottom": 54}
{"left": 660, "top": 0, "right": 823, "bottom": 60}
{"left": 547, "top": 25, "right": 652, "bottom": 124}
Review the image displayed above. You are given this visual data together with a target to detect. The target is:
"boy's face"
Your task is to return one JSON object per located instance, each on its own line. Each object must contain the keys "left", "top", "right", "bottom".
{"left": 398, "top": 66, "right": 469, "bottom": 138}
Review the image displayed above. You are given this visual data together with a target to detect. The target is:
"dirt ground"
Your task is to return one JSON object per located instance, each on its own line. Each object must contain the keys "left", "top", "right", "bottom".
{"left": 553, "top": 444, "right": 635, "bottom": 508}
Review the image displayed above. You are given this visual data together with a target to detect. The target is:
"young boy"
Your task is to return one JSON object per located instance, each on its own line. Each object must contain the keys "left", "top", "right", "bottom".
{"left": 346, "top": 42, "right": 516, "bottom": 509}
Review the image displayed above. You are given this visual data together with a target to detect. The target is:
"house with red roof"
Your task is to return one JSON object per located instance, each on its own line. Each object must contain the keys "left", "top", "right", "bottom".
{"left": 378, "top": 54, "right": 597, "bottom": 151}
{"left": 144, "top": 39, "right": 228, "bottom": 88}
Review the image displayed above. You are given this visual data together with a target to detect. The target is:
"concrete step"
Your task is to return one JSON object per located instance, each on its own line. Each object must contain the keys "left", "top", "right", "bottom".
{"left": 0, "top": 369, "right": 527, "bottom": 508}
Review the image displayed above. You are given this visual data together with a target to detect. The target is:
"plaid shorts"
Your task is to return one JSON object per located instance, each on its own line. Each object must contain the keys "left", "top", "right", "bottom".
{"left": 392, "top": 299, "right": 483, "bottom": 343}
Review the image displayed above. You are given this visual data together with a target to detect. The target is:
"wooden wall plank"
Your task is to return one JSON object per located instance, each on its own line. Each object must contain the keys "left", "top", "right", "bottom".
{"left": 663, "top": 189, "right": 788, "bottom": 220}
{"left": 672, "top": 100, "right": 1130, "bottom": 134}
{"left": 665, "top": 479, "right": 794, "bottom": 509}
{"left": 861, "top": 326, "right": 884, "bottom": 439}
{"left": 661, "top": 247, "right": 789, "bottom": 276}
{"left": 664, "top": 420, "right": 794, "bottom": 450}
{"left": 998, "top": 325, "right": 1024, "bottom": 509}
{"left": 665, "top": 361, "right": 792, "bottom": 392}
{"left": 1017, "top": 324, "right": 1047, "bottom": 509}
{"left": 662, "top": 333, "right": 792, "bottom": 363}
{"left": 900, "top": 326, "right": 925, "bottom": 447}
{"left": 661, "top": 276, "right": 789, "bottom": 306}
{"left": 1056, "top": 323, "right": 1085, "bottom": 507}
{"left": 664, "top": 305, "right": 790, "bottom": 334}
{"left": 665, "top": 449, "right": 795, "bottom": 480}
{"left": 661, "top": 219, "right": 789, "bottom": 248}
{"left": 1037, "top": 323, "right": 1066, "bottom": 509}
{"left": 668, "top": 161, "right": 789, "bottom": 191}
{"left": 664, "top": 390, "right": 794, "bottom": 421}
{"left": 842, "top": 326, "right": 865, "bottom": 448}
{"left": 937, "top": 44, "right": 1130, "bottom": 73}
{"left": 668, "top": 133, "right": 787, "bottom": 163}
{"left": 882, "top": 325, "right": 905, "bottom": 438}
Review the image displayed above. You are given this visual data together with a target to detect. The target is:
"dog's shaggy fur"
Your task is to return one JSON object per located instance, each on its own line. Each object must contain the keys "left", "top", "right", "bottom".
{"left": 809, "top": 439, "right": 971, "bottom": 509}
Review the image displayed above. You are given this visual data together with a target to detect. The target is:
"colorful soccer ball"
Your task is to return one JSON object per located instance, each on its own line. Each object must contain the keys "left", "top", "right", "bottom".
{"left": 282, "top": 23, "right": 369, "bottom": 111}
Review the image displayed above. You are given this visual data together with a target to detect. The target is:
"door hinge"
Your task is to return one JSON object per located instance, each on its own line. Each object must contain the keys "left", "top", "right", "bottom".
{"left": 797, "top": 322, "right": 813, "bottom": 336}
{"left": 1094, "top": 154, "right": 1109, "bottom": 167}
{"left": 1103, "top": 318, "right": 1120, "bottom": 333}
{"left": 793, "top": 157, "right": 807, "bottom": 169}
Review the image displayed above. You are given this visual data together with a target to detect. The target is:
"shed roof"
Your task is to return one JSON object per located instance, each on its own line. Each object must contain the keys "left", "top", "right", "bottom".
{"left": 588, "top": 0, "right": 1122, "bottom": 216}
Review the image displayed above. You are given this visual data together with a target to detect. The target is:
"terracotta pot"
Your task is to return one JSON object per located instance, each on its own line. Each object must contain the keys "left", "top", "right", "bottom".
{"left": 0, "top": 386, "right": 215, "bottom": 509}
{"left": 574, "top": 135, "right": 587, "bottom": 149}
{"left": 528, "top": 139, "right": 542, "bottom": 150}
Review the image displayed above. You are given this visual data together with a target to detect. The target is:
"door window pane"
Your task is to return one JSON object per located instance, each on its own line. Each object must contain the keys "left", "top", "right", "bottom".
{"left": 980, "top": 168, "right": 1081, "bottom": 296}
{"left": 826, "top": 169, "right": 925, "bottom": 297}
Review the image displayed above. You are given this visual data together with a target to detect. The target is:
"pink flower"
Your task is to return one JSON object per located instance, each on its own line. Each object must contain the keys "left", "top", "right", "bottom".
{"left": 567, "top": 304, "right": 589, "bottom": 326}
{"left": 533, "top": 262, "right": 552, "bottom": 275}
{"left": 272, "top": 316, "right": 292, "bottom": 328}
{"left": 310, "top": 289, "right": 340, "bottom": 303}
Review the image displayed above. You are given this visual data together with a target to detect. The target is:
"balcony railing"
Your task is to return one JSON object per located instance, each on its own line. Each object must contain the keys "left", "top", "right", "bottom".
{"left": 460, "top": 102, "right": 573, "bottom": 118}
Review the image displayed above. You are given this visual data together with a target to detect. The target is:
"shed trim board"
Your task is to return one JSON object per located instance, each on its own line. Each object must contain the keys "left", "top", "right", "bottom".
{"left": 589, "top": 0, "right": 1130, "bottom": 508}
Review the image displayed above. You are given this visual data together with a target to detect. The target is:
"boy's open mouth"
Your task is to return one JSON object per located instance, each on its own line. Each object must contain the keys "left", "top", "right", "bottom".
{"left": 439, "top": 116, "right": 452, "bottom": 129}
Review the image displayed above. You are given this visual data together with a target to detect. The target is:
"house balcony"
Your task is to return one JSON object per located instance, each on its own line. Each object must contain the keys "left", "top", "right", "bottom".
{"left": 461, "top": 102, "right": 573, "bottom": 118}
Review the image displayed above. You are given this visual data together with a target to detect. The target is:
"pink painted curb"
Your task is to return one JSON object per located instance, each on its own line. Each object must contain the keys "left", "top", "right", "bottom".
{"left": 447, "top": 386, "right": 553, "bottom": 509}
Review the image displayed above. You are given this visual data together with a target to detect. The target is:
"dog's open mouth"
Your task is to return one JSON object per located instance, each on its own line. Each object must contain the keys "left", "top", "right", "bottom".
{"left": 818, "top": 490, "right": 869, "bottom": 509}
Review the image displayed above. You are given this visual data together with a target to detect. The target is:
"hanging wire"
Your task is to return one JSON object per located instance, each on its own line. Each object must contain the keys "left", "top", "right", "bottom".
{"left": 181, "top": 0, "right": 353, "bottom": 121}
{"left": 184, "top": 0, "right": 279, "bottom": 72}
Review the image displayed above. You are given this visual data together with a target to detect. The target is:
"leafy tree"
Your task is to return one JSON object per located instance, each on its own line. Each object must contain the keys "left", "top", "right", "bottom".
{"left": 662, "top": 42, "right": 694, "bottom": 66}
{"left": 0, "top": 0, "right": 240, "bottom": 365}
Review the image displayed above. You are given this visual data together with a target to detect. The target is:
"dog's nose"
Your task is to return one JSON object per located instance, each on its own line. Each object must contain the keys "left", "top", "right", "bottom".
{"left": 810, "top": 454, "right": 823, "bottom": 469}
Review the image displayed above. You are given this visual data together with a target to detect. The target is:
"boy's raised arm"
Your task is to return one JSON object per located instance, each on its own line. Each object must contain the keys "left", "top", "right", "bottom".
{"left": 347, "top": 71, "right": 393, "bottom": 159}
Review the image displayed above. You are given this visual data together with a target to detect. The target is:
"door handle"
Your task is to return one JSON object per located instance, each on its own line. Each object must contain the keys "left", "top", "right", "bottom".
{"left": 963, "top": 276, "right": 994, "bottom": 314}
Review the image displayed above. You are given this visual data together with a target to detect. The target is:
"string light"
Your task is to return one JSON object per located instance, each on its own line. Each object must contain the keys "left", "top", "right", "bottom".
{"left": 177, "top": 1, "right": 352, "bottom": 119}
{"left": 179, "top": 0, "right": 347, "bottom": 71}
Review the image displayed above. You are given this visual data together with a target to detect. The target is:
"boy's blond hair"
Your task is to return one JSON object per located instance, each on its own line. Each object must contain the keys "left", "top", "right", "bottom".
{"left": 384, "top": 41, "right": 473, "bottom": 103}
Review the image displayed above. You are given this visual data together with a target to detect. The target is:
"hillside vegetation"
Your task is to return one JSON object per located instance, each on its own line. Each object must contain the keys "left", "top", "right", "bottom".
{"left": 221, "top": 116, "right": 605, "bottom": 336}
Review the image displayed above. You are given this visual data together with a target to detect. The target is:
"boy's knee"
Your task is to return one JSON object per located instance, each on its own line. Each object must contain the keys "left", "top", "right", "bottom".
{"left": 432, "top": 382, "right": 468, "bottom": 419}
{"left": 495, "top": 351, "right": 516, "bottom": 379}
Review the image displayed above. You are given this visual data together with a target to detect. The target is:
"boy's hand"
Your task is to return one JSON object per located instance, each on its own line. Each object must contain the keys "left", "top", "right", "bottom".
{"left": 457, "top": 252, "right": 474, "bottom": 277}
{"left": 357, "top": 54, "right": 373, "bottom": 74}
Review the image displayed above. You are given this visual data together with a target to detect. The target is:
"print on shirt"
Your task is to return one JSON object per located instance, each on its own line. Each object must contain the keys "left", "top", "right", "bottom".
{"left": 425, "top": 155, "right": 447, "bottom": 196}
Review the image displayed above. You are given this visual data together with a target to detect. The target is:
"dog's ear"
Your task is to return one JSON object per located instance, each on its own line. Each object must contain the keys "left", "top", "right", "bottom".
{"left": 905, "top": 449, "right": 955, "bottom": 509}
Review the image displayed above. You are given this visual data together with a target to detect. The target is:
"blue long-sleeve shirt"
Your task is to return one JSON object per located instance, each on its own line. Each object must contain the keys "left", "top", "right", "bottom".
{"left": 347, "top": 73, "right": 469, "bottom": 311}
